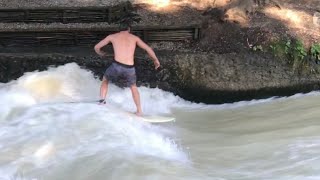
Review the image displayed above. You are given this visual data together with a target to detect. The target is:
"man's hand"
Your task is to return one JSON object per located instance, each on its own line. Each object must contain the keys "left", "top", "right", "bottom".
{"left": 136, "top": 37, "right": 161, "bottom": 70}
{"left": 154, "top": 60, "right": 160, "bottom": 70}
{"left": 97, "top": 51, "right": 106, "bottom": 57}
{"left": 94, "top": 35, "right": 111, "bottom": 57}
{"left": 95, "top": 48, "right": 106, "bottom": 57}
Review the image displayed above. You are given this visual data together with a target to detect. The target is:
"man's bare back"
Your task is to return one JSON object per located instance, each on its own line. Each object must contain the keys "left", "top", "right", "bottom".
{"left": 94, "top": 31, "right": 160, "bottom": 68}
{"left": 94, "top": 25, "right": 160, "bottom": 116}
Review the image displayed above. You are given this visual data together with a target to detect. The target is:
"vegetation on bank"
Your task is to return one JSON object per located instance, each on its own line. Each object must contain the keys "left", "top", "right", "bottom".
{"left": 251, "top": 39, "right": 320, "bottom": 74}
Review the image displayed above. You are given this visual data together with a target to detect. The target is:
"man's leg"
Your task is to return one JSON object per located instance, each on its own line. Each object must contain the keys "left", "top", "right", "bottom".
{"left": 99, "top": 77, "right": 108, "bottom": 103}
{"left": 130, "top": 84, "right": 142, "bottom": 116}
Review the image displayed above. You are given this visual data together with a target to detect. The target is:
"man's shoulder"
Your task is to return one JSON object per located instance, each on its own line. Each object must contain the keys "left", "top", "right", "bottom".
{"left": 104, "top": 33, "right": 115, "bottom": 40}
{"left": 129, "top": 33, "right": 140, "bottom": 39}
{"left": 109, "top": 32, "right": 119, "bottom": 37}
{"left": 131, "top": 34, "right": 143, "bottom": 43}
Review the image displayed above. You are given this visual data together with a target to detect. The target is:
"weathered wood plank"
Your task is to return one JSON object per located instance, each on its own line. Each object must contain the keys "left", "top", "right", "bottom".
{"left": 0, "top": 26, "right": 201, "bottom": 47}
{"left": 0, "top": 2, "right": 133, "bottom": 24}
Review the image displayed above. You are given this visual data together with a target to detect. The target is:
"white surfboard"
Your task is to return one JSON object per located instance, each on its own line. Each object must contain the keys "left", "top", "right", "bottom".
{"left": 132, "top": 114, "right": 175, "bottom": 123}
{"left": 112, "top": 107, "right": 175, "bottom": 123}
{"left": 102, "top": 102, "right": 175, "bottom": 123}
{"left": 59, "top": 100, "right": 175, "bottom": 123}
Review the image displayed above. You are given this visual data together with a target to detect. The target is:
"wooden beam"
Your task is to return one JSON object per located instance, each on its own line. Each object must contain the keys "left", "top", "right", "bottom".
{"left": 0, "top": 4, "right": 133, "bottom": 24}
{"left": 24, "top": 10, "right": 29, "bottom": 23}
{"left": 0, "top": 26, "right": 202, "bottom": 47}
{"left": 108, "top": 7, "right": 112, "bottom": 23}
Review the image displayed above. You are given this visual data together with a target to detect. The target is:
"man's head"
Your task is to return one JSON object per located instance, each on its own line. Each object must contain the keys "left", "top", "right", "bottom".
{"left": 119, "top": 22, "right": 131, "bottom": 32}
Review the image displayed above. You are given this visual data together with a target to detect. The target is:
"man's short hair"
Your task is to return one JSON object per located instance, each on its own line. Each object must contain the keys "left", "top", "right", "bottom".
{"left": 119, "top": 22, "right": 131, "bottom": 31}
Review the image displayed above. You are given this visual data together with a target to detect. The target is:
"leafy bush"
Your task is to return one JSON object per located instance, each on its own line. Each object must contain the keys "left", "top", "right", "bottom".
{"left": 269, "top": 38, "right": 311, "bottom": 73}
{"left": 311, "top": 43, "right": 320, "bottom": 62}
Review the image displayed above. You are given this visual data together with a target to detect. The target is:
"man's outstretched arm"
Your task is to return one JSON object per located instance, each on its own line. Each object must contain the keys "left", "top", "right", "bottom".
{"left": 94, "top": 35, "right": 112, "bottom": 56}
{"left": 136, "top": 38, "right": 160, "bottom": 70}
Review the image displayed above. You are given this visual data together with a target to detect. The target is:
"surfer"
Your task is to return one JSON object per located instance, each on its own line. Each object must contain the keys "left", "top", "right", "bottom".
{"left": 94, "top": 22, "right": 161, "bottom": 116}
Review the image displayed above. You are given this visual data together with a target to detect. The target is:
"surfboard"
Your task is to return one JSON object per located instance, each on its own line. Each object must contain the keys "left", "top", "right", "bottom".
{"left": 129, "top": 114, "right": 175, "bottom": 123}
{"left": 86, "top": 100, "right": 175, "bottom": 123}
{"left": 104, "top": 103, "right": 175, "bottom": 123}
{"left": 56, "top": 100, "right": 175, "bottom": 123}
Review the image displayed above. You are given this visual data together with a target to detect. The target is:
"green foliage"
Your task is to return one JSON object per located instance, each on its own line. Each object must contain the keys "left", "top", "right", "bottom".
{"left": 253, "top": 45, "right": 263, "bottom": 51}
{"left": 269, "top": 39, "right": 290, "bottom": 60}
{"left": 290, "top": 40, "right": 308, "bottom": 72}
{"left": 285, "top": 40, "right": 291, "bottom": 55}
{"left": 269, "top": 38, "right": 312, "bottom": 73}
{"left": 311, "top": 43, "right": 320, "bottom": 61}
{"left": 294, "top": 40, "right": 307, "bottom": 60}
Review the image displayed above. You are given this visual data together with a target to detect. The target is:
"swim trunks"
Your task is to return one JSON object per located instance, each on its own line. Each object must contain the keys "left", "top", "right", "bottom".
{"left": 104, "top": 61, "right": 136, "bottom": 87}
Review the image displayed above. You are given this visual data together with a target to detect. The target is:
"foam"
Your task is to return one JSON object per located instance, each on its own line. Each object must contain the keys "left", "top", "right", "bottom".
{"left": 2, "top": 63, "right": 320, "bottom": 179}
{"left": 0, "top": 63, "right": 191, "bottom": 178}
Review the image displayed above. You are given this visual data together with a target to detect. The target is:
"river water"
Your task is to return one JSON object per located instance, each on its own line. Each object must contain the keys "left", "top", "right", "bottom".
{"left": 1, "top": 63, "right": 320, "bottom": 180}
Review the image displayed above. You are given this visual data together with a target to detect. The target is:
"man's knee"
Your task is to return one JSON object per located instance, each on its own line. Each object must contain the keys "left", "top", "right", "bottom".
{"left": 102, "top": 76, "right": 108, "bottom": 83}
{"left": 130, "top": 83, "right": 137, "bottom": 88}
{"left": 130, "top": 84, "right": 139, "bottom": 91}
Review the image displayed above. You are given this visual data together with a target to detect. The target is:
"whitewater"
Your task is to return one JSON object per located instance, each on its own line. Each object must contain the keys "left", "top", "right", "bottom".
{"left": 1, "top": 63, "right": 320, "bottom": 180}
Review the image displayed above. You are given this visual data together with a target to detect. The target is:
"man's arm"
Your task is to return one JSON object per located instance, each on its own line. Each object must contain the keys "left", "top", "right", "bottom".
{"left": 136, "top": 37, "right": 160, "bottom": 70}
{"left": 94, "top": 35, "right": 112, "bottom": 56}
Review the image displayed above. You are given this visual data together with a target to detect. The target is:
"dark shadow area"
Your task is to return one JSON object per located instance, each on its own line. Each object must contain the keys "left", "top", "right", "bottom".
{"left": 175, "top": 84, "right": 320, "bottom": 104}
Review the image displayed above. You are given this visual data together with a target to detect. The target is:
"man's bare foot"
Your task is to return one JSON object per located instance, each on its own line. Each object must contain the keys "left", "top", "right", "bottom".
{"left": 98, "top": 99, "right": 106, "bottom": 105}
{"left": 135, "top": 111, "right": 143, "bottom": 116}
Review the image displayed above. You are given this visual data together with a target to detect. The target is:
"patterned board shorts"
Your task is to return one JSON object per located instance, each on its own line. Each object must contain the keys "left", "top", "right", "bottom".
{"left": 104, "top": 61, "right": 137, "bottom": 87}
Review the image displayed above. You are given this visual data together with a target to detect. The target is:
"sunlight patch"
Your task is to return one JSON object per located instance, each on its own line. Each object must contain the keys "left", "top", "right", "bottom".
{"left": 263, "top": 7, "right": 320, "bottom": 39}
{"left": 314, "top": 12, "right": 320, "bottom": 28}
{"left": 135, "top": 0, "right": 229, "bottom": 12}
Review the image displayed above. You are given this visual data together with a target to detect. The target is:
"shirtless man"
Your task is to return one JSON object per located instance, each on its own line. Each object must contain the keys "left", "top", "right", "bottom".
{"left": 94, "top": 23, "right": 160, "bottom": 116}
